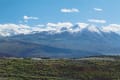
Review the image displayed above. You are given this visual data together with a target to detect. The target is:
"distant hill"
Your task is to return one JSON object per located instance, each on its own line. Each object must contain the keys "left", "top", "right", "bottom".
{"left": 8, "top": 28, "right": 120, "bottom": 55}
{"left": 0, "top": 39, "right": 101, "bottom": 58}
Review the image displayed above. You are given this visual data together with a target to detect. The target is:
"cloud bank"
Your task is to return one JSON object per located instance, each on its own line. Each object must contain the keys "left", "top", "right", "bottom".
{"left": 0, "top": 22, "right": 120, "bottom": 36}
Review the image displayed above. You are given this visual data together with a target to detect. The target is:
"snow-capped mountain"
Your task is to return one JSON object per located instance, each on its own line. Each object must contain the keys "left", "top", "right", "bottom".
{"left": 1, "top": 23, "right": 120, "bottom": 37}
{"left": 0, "top": 23, "right": 120, "bottom": 57}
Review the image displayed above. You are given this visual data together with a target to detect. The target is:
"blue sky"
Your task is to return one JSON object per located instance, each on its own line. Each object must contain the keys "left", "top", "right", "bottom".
{"left": 0, "top": 0, "right": 120, "bottom": 25}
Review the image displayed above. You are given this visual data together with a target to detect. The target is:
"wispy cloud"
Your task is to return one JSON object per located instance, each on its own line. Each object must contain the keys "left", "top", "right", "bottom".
{"left": 88, "top": 19, "right": 106, "bottom": 23}
{"left": 37, "top": 24, "right": 45, "bottom": 27}
{"left": 47, "top": 22, "right": 73, "bottom": 28}
{"left": 23, "top": 16, "right": 39, "bottom": 22}
{"left": 61, "top": 8, "right": 79, "bottom": 13}
{"left": 94, "top": 8, "right": 103, "bottom": 12}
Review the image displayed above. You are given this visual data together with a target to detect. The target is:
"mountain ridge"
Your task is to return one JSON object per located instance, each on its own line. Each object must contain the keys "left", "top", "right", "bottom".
{"left": 6, "top": 27, "right": 120, "bottom": 55}
{"left": 0, "top": 39, "right": 102, "bottom": 58}
{"left": 0, "top": 23, "right": 120, "bottom": 57}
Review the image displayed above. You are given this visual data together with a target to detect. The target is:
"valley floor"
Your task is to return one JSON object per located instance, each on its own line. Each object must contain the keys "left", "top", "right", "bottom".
{"left": 0, "top": 56, "right": 120, "bottom": 80}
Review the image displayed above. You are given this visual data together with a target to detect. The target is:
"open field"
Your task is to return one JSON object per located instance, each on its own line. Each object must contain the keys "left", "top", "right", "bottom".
{"left": 0, "top": 56, "right": 120, "bottom": 80}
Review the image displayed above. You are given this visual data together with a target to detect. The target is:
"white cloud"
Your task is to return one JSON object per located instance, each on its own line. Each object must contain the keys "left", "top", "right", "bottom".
{"left": 0, "top": 24, "right": 31, "bottom": 36}
{"left": 101, "top": 24, "right": 120, "bottom": 34}
{"left": 36, "top": 24, "right": 45, "bottom": 27}
{"left": 24, "top": 16, "right": 39, "bottom": 20}
{"left": 88, "top": 19, "right": 106, "bottom": 24}
{"left": 94, "top": 8, "right": 103, "bottom": 11}
{"left": 23, "top": 16, "right": 39, "bottom": 22}
{"left": 61, "top": 8, "right": 79, "bottom": 13}
{"left": 0, "top": 24, "right": 50, "bottom": 36}
{"left": 0, "top": 22, "right": 73, "bottom": 36}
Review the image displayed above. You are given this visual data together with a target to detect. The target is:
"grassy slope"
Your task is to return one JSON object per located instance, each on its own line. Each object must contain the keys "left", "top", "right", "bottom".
{"left": 0, "top": 57, "right": 120, "bottom": 80}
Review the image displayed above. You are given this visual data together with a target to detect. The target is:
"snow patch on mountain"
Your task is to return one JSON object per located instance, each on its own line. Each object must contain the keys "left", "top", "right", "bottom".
{"left": 0, "top": 23, "right": 120, "bottom": 36}
{"left": 88, "top": 25, "right": 101, "bottom": 33}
